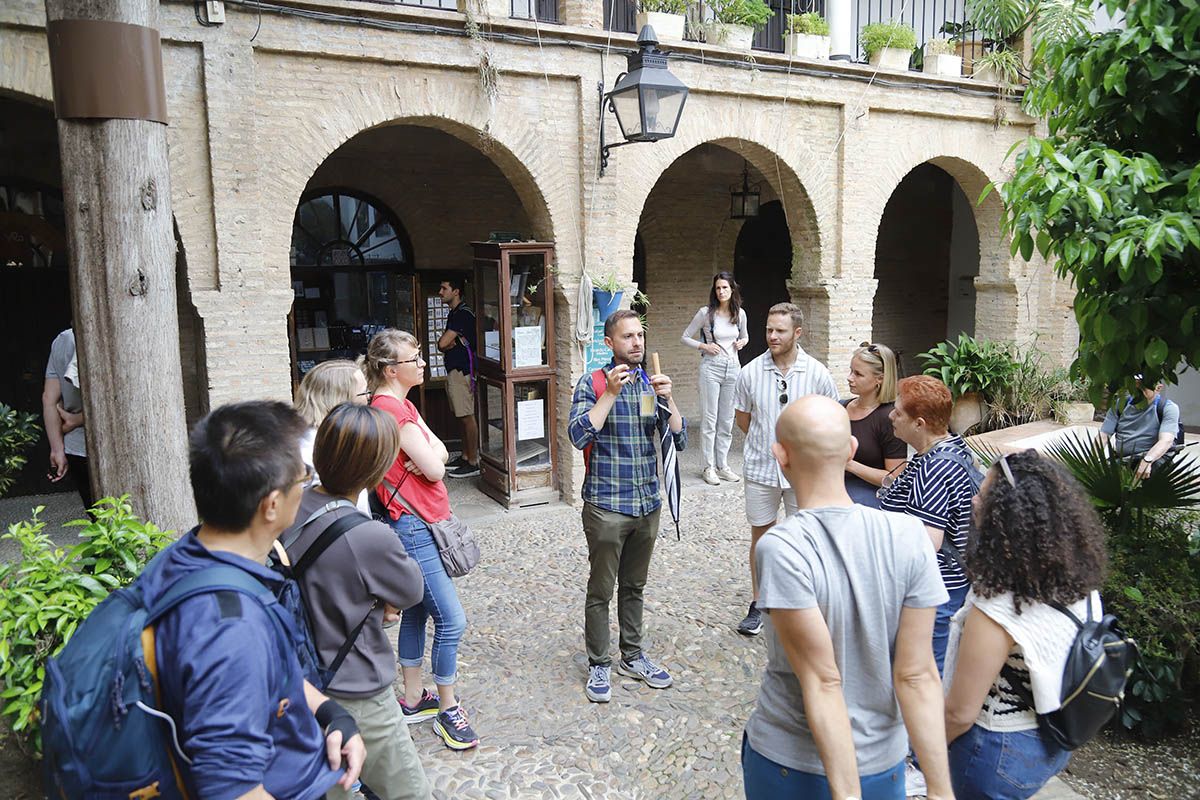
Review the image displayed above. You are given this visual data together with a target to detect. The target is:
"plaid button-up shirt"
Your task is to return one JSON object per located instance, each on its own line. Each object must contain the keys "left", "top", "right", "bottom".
{"left": 568, "top": 363, "right": 688, "bottom": 517}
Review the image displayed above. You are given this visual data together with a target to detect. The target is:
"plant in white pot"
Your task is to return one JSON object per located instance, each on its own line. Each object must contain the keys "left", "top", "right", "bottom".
{"left": 636, "top": 0, "right": 690, "bottom": 43}
{"left": 922, "top": 36, "right": 963, "bottom": 76}
{"left": 704, "top": 0, "right": 773, "bottom": 52}
{"left": 965, "top": 0, "right": 1094, "bottom": 86}
{"left": 860, "top": 21, "right": 917, "bottom": 71}
{"left": 783, "top": 12, "right": 830, "bottom": 59}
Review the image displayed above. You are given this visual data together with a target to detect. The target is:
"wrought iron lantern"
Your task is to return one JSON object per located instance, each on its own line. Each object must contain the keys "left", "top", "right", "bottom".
{"left": 599, "top": 26, "right": 689, "bottom": 176}
{"left": 729, "top": 161, "right": 761, "bottom": 219}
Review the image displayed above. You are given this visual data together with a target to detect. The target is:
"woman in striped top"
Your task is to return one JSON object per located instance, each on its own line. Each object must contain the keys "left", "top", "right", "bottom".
{"left": 943, "top": 450, "right": 1107, "bottom": 799}
{"left": 878, "top": 375, "right": 978, "bottom": 674}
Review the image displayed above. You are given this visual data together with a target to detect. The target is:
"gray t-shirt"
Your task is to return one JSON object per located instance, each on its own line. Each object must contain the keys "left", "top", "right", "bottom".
{"left": 745, "top": 505, "right": 948, "bottom": 775}
{"left": 45, "top": 328, "right": 86, "bottom": 457}
{"left": 1100, "top": 395, "right": 1180, "bottom": 457}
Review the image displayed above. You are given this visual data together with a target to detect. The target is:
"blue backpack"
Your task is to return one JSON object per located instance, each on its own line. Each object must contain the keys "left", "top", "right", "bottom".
{"left": 40, "top": 558, "right": 297, "bottom": 800}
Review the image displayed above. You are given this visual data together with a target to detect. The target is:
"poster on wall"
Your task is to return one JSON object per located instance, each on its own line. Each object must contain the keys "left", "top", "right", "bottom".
{"left": 584, "top": 303, "right": 612, "bottom": 373}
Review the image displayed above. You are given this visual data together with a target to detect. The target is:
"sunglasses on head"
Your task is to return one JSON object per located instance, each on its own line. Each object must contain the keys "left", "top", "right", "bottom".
{"left": 859, "top": 342, "right": 881, "bottom": 355}
{"left": 997, "top": 453, "right": 1017, "bottom": 488}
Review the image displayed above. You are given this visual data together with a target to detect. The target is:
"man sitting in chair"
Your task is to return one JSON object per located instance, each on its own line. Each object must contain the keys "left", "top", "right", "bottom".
{"left": 1098, "top": 375, "right": 1182, "bottom": 479}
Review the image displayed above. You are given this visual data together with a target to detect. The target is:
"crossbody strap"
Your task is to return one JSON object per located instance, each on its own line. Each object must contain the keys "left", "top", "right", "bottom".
{"left": 381, "top": 476, "right": 428, "bottom": 524}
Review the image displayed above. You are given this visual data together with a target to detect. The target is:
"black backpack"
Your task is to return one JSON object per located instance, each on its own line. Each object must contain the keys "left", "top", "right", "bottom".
{"left": 1002, "top": 597, "right": 1137, "bottom": 751}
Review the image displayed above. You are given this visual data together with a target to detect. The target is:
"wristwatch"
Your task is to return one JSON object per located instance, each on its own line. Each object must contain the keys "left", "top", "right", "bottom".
{"left": 1142, "top": 456, "right": 1154, "bottom": 463}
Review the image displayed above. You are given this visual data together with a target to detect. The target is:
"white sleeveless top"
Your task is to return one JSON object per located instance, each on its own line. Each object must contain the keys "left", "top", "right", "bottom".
{"left": 944, "top": 589, "right": 1100, "bottom": 732}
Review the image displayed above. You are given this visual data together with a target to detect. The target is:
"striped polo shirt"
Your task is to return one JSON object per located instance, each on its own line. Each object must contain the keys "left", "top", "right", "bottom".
{"left": 733, "top": 346, "right": 839, "bottom": 486}
{"left": 878, "top": 436, "right": 976, "bottom": 591}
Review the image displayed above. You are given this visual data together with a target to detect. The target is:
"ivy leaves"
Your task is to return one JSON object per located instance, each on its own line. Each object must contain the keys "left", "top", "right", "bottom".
{"left": 997, "top": 0, "right": 1200, "bottom": 399}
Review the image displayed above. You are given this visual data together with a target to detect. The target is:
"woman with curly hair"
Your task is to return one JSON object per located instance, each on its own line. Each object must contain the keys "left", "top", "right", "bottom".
{"left": 943, "top": 449, "right": 1108, "bottom": 800}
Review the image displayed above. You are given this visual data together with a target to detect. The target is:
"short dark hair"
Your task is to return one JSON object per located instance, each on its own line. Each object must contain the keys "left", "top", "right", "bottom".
{"left": 441, "top": 277, "right": 466, "bottom": 295}
{"left": 314, "top": 403, "right": 401, "bottom": 496}
{"left": 604, "top": 309, "right": 640, "bottom": 338}
{"left": 189, "top": 401, "right": 308, "bottom": 531}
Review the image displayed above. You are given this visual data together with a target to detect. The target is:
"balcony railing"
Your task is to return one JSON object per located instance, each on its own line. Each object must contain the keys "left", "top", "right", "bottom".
{"left": 512, "top": 0, "right": 560, "bottom": 22}
{"left": 601, "top": 0, "right": 981, "bottom": 66}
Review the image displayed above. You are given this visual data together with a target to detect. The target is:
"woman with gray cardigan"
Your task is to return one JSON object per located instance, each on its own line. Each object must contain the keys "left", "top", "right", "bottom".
{"left": 282, "top": 402, "right": 430, "bottom": 800}
{"left": 681, "top": 272, "right": 749, "bottom": 485}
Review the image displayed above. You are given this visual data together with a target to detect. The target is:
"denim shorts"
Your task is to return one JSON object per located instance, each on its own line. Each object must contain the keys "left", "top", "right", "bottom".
{"left": 949, "top": 725, "right": 1070, "bottom": 800}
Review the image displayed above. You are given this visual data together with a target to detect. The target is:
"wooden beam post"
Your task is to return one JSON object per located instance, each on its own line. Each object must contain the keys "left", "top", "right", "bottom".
{"left": 45, "top": 0, "right": 195, "bottom": 532}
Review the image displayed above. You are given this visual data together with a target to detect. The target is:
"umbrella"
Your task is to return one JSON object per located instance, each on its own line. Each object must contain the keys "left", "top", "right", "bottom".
{"left": 647, "top": 353, "right": 681, "bottom": 540}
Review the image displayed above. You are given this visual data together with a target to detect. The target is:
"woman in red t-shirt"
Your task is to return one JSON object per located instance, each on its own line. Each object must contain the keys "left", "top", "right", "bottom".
{"left": 366, "top": 329, "right": 478, "bottom": 751}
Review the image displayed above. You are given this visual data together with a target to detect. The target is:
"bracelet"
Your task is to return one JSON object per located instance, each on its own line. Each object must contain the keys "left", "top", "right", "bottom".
{"left": 314, "top": 698, "right": 359, "bottom": 743}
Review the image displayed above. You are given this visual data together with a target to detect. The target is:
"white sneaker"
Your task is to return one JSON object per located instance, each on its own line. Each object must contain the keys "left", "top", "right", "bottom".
{"left": 716, "top": 467, "right": 741, "bottom": 482}
{"left": 905, "top": 761, "right": 927, "bottom": 798}
{"left": 702, "top": 467, "right": 721, "bottom": 486}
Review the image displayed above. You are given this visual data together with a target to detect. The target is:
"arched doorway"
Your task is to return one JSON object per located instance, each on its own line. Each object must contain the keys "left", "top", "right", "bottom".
{"left": 734, "top": 200, "right": 792, "bottom": 364}
{"left": 871, "top": 163, "right": 980, "bottom": 376}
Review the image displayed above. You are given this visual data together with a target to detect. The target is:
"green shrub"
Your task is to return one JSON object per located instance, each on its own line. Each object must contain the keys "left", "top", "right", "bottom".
{"left": 1102, "top": 510, "right": 1200, "bottom": 737}
{"left": 708, "top": 0, "right": 774, "bottom": 28}
{"left": 924, "top": 36, "right": 957, "bottom": 56}
{"left": 0, "top": 497, "right": 173, "bottom": 752}
{"left": 918, "top": 333, "right": 1018, "bottom": 400}
{"left": 638, "top": 0, "right": 690, "bottom": 14}
{"left": 980, "top": 345, "right": 1069, "bottom": 431}
{"left": 785, "top": 12, "right": 829, "bottom": 36}
{"left": 0, "top": 402, "right": 41, "bottom": 497}
{"left": 860, "top": 21, "right": 917, "bottom": 57}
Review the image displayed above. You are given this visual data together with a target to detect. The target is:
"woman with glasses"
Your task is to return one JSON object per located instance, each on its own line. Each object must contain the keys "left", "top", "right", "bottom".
{"left": 843, "top": 342, "right": 906, "bottom": 508}
{"left": 681, "top": 272, "right": 749, "bottom": 485}
{"left": 294, "top": 359, "right": 373, "bottom": 511}
{"left": 943, "top": 450, "right": 1107, "bottom": 799}
{"left": 366, "top": 330, "right": 479, "bottom": 751}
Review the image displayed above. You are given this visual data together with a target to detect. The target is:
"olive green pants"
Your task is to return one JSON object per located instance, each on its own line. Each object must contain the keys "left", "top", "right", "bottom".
{"left": 324, "top": 687, "right": 431, "bottom": 800}
{"left": 582, "top": 502, "right": 661, "bottom": 667}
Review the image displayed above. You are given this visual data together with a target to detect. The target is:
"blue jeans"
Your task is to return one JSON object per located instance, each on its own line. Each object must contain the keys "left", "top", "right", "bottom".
{"left": 934, "top": 583, "right": 969, "bottom": 675}
{"left": 949, "top": 725, "right": 1070, "bottom": 800}
{"left": 391, "top": 513, "right": 466, "bottom": 686}
{"left": 742, "top": 734, "right": 904, "bottom": 800}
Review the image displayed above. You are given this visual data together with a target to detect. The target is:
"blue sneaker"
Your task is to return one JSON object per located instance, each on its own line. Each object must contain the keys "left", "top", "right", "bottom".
{"left": 585, "top": 664, "right": 611, "bottom": 703}
{"left": 616, "top": 653, "right": 672, "bottom": 689}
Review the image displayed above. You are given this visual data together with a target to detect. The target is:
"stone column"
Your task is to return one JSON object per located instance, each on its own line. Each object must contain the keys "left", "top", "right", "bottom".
{"left": 828, "top": 0, "right": 854, "bottom": 61}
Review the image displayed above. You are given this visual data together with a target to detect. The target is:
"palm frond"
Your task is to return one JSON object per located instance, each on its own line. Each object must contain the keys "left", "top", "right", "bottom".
{"left": 1044, "top": 433, "right": 1200, "bottom": 513}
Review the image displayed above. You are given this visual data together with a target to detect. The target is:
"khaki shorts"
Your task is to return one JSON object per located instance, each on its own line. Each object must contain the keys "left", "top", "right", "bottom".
{"left": 446, "top": 369, "right": 474, "bottom": 417}
{"left": 744, "top": 479, "right": 798, "bottom": 527}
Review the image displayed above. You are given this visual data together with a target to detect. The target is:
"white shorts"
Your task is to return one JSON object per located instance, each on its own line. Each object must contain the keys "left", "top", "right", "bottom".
{"left": 744, "top": 480, "right": 798, "bottom": 527}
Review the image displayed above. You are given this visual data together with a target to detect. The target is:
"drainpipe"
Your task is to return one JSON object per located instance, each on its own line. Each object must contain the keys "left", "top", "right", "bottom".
{"left": 828, "top": 0, "right": 853, "bottom": 61}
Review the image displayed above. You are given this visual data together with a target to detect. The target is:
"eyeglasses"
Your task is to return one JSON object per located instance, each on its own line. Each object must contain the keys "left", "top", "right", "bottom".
{"left": 997, "top": 453, "right": 1017, "bottom": 488}
{"left": 383, "top": 354, "right": 423, "bottom": 367}
{"left": 293, "top": 464, "right": 314, "bottom": 489}
{"left": 776, "top": 376, "right": 789, "bottom": 406}
{"left": 356, "top": 391, "right": 372, "bottom": 398}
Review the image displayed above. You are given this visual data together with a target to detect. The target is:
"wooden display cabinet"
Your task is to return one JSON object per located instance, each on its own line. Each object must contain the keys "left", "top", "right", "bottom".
{"left": 472, "top": 241, "right": 558, "bottom": 507}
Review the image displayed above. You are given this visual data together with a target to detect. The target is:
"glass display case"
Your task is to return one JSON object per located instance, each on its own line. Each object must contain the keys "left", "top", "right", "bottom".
{"left": 472, "top": 241, "right": 558, "bottom": 507}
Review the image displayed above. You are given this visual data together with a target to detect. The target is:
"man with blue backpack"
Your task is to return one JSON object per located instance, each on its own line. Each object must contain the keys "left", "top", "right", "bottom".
{"left": 1099, "top": 375, "right": 1183, "bottom": 478}
{"left": 41, "top": 401, "right": 365, "bottom": 800}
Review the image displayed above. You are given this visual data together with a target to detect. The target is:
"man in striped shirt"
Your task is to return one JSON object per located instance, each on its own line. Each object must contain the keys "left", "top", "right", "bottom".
{"left": 568, "top": 310, "right": 686, "bottom": 703}
{"left": 732, "top": 303, "right": 838, "bottom": 636}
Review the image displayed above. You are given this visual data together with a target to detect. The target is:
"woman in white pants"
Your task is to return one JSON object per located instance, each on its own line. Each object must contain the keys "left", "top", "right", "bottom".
{"left": 681, "top": 272, "right": 749, "bottom": 485}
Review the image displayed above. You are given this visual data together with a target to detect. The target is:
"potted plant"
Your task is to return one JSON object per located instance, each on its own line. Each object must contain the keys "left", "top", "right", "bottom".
{"left": 918, "top": 334, "right": 1018, "bottom": 434}
{"left": 860, "top": 21, "right": 917, "bottom": 71}
{"left": 1052, "top": 377, "right": 1096, "bottom": 425}
{"left": 972, "top": 47, "right": 1023, "bottom": 84}
{"left": 705, "top": 0, "right": 774, "bottom": 52}
{"left": 636, "top": 0, "right": 690, "bottom": 43}
{"left": 590, "top": 271, "right": 628, "bottom": 320}
{"left": 922, "top": 36, "right": 962, "bottom": 76}
{"left": 783, "top": 12, "right": 830, "bottom": 59}
{"left": 965, "top": 0, "right": 1094, "bottom": 85}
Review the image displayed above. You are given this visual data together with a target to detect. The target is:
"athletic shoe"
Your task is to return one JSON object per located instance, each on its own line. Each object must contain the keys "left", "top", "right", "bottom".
{"left": 398, "top": 689, "right": 439, "bottom": 724}
{"left": 585, "top": 664, "right": 612, "bottom": 703}
{"left": 702, "top": 467, "right": 721, "bottom": 486}
{"left": 737, "top": 601, "right": 764, "bottom": 636}
{"left": 433, "top": 705, "right": 479, "bottom": 750}
{"left": 447, "top": 460, "right": 481, "bottom": 478}
{"left": 905, "top": 760, "right": 927, "bottom": 798}
{"left": 616, "top": 653, "right": 672, "bottom": 689}
{"left": 716, "top": 467, "right": 741, "bottom": 482}
{"left": 445, "top": 456, "right": 468, "bottom": 470}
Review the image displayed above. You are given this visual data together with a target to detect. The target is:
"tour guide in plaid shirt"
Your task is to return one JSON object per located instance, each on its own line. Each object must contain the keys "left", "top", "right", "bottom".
{"left": 568, "top": 310, "right": 687, "bottom": 704}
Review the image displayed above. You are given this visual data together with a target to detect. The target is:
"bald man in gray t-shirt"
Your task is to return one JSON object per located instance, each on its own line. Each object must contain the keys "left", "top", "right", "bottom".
{"left": 742, "top": 396, "right": 952, "bottom": 800}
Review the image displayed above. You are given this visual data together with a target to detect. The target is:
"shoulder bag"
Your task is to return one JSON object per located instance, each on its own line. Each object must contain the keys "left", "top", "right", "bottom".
{"left": 382, "top": 477, "right": 480, "bottom": 578}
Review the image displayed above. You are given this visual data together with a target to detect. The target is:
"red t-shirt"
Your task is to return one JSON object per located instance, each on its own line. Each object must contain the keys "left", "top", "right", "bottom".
{"left": 371, "top": 394, "right": 452, "bottom": 523}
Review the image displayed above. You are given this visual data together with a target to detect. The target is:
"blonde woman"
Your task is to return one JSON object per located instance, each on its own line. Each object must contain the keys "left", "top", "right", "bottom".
{"left": 365, "top": 330, "right": 478, "bottom": 751}
{"left": 843, "top": 342, "right": 907, "bottom": 508}
{"left": 294, "top": 359, "right": 372, "bottom": 511}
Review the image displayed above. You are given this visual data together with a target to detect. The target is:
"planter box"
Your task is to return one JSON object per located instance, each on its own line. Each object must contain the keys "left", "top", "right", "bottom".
{"left": 868, "top": 46, "right": 911, "bottom": 71}
{"left": 708, "top": 22, "right": 754, "bottom": 51}
{"left": 973, "top": 65, "right": 1001, "bottom": 83}
{"left": 922, "top": 52, "right": 962, "bottom": 77}
{"left": 956, "top": 39, "right": 984, "bottom": 75}
{"left": 785, "top": 33, "right": 830, "bottom": 59}
{"left": 636, "top": 11, "right": 686, "bottom": 43}
{"left": 1055, "top": 401, "right": 1096, "bottom": 425}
